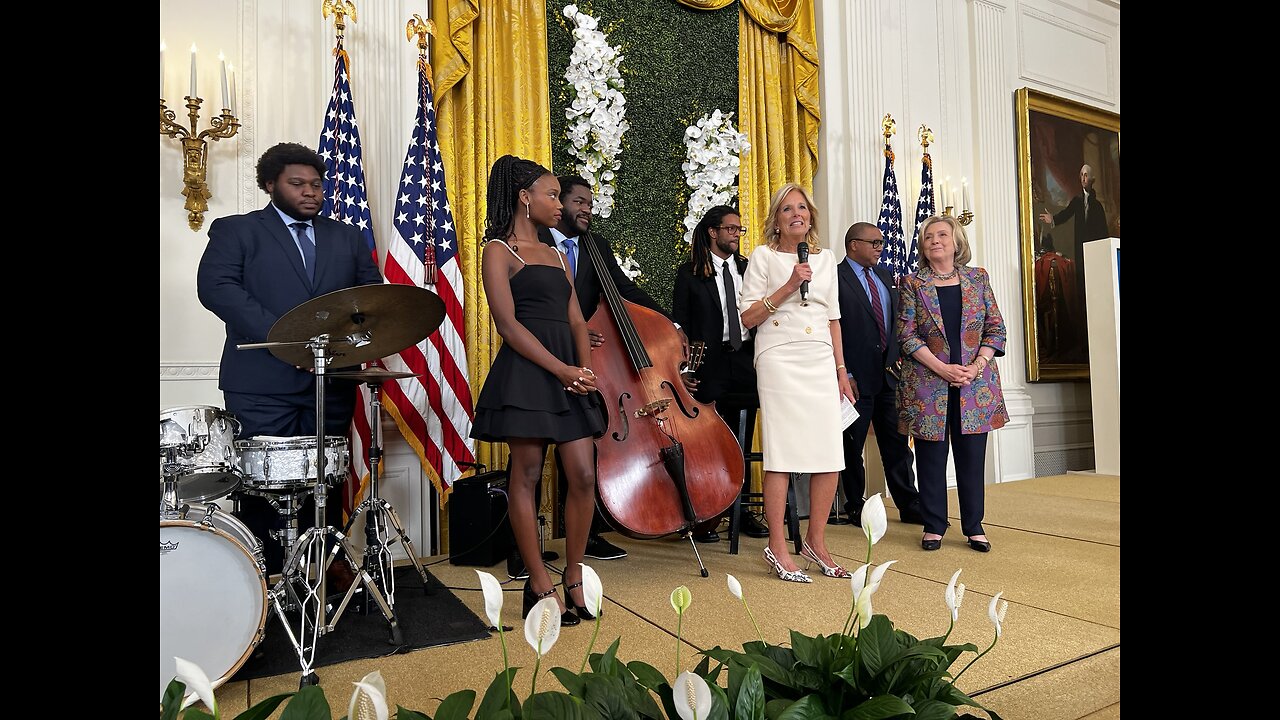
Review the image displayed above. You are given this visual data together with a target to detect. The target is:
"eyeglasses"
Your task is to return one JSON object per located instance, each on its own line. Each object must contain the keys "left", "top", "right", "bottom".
{"left": 851, "top": 238, "right": 886, "bottom": 249}
{"left": 715, "top": 225, "right": 745, "bottom": 235}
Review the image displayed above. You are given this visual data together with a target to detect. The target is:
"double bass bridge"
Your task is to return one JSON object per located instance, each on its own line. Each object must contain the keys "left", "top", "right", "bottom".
{"left": 634, "top": 398, "right": 672, "bottom": 420}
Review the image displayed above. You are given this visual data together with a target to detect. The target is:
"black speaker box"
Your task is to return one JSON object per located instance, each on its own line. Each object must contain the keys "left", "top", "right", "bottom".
{"left": 448, "top": 470, "right": 511, "bottom": 566}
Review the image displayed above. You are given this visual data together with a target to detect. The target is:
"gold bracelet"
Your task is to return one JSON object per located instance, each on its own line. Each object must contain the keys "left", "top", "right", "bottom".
{"left": 836, "top": 364, "right": 846, "bottom": 370}
{"left": 762, "top": 297, "right": 778, "bottom": 313}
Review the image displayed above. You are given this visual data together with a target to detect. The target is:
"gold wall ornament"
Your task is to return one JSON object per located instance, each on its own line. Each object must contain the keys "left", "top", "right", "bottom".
{"left": 406, "top": 14, "right": 436, "bottom": 88}
{"left": 159, "top": 96, "right": 240, "bottom": 231}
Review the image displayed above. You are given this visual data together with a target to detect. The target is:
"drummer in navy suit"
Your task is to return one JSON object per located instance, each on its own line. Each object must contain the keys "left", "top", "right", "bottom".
{"left": 197, "top": 142, "right": 382, "bottom": 572}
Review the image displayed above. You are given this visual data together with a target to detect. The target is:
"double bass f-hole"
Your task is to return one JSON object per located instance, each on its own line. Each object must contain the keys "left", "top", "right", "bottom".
{"left": 611, "top": 391, "right": 633, "bottom": 442}
{"left": 661, "top": 380, "right": 699, "bottom": 420}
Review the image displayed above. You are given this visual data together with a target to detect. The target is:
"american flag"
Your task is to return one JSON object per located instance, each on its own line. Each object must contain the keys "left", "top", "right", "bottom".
{"left": 877, "top": 147, "right": 909, "bottom": 282}
{"left": 906, "top": 152, "right": 936, "bottom": 274}
{"left": 380, "top": 56, "right": 475, "bottom": 496}
{"left": 316, "top": 47, "right": 377, "bottom": 518}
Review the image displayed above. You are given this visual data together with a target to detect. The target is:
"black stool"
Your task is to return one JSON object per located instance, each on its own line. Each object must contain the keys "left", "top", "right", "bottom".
{"left": 726, "top": 406, "right": 802, "bottom": 555}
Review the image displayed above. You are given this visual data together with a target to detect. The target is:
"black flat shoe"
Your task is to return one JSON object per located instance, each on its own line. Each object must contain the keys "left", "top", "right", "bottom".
{"left": 522, "top": 580, "right": 581, "bottom": 626}
{"left": 564, "top": 580, "right": 599, "bottom": 621}
{"left": 966, "top": 538, "right": 991, "bottom": 553}
{"left": 921, "top": 537, "right": 942, "bottom": 551}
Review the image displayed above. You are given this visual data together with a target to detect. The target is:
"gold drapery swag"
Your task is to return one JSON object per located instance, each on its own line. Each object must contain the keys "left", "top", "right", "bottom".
{"left": 675, "top": 0, "right": 820, "bottom": 255}
{"left": 431, "top": 0, "right": 553, "bottom": 475}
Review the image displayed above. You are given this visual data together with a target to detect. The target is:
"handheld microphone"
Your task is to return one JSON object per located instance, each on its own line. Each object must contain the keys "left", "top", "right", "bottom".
{"left": 796, "top": 241, "right": 810, "bottom": 302}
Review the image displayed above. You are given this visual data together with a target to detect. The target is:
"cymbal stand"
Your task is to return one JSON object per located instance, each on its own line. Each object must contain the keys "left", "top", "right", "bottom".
{"left": 343, "top": 377, "right": 433, "bottom": 612}
{"left": 241, "top": 332, "right": 401, "bottom": 686}
{"left": 160, "top": 446, "right": 187, "bottom": 517}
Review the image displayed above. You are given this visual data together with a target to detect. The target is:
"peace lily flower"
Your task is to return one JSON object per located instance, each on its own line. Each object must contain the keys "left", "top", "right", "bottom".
{"left": 525, "top": 595, "right": 563, "bottom": 694}
{"left": 347, "top": 670, "right": 389, "bottom": 720}
{"left": 941, "top": 568, "right": 966, "bottom": 644}
{"left": 174, "top": 657, "right": 217, "bottom": 714}
{"left": 671, "top": 585, "right": 692, "bottom": 675}
{"left": 476, "top": 570, "right": 511, "bottom": 692}
{"left": 579, "top": 563, "right": 605, "bottom": 673}
{"left": 726, "top": 573, "right": 764, "bottom": 642}
{"left": 861, "top": 493, "right": 888, "bottom": 562}
{"left": 955, "top": 590, "right": 1009, "bottom": 684}
{"left": 672, "top": 670, "right": 714, "bottom": 720}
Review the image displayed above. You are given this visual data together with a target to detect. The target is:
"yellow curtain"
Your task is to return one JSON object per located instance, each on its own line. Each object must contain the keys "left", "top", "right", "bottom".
{"left": 674, "top": 0, "right": 820, "bottom": 255}
{"left": 432, "top": 0, "right": 552, "bottom": 476}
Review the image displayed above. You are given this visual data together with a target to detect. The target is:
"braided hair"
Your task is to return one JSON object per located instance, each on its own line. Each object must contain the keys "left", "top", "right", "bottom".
{"left": 483, "top": 155, "right": 551, "bottom": 243}
{"left": 690, "top": 205, "right": 742, "bottom": 278}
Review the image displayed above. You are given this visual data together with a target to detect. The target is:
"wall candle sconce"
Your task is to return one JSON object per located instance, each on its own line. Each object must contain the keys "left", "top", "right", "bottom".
{"left": 923, "top": 126, "right": 973, "bottom": 227}
{"left": 159, "top": 43, "right": 240, "bottom": 231}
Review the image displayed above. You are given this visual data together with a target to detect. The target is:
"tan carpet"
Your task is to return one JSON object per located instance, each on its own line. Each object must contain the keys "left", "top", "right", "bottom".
{"left": 205, "top": 474, "right": 1119, "bottom": 718}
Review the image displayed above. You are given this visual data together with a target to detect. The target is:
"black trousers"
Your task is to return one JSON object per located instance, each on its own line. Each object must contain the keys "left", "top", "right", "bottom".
{"left": 840, "top": 382, "right": 920, "bottom": 516}
{"left": 225, "top": 386, "right": 356, "bottom": 574}
{"left": 914, "top": 387, "right": 988, "bottom": 537}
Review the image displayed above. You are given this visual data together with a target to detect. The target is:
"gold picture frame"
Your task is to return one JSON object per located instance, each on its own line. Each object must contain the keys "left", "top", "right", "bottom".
{"left": 1016, "top": 88, "right": 1120, "bottom": 382}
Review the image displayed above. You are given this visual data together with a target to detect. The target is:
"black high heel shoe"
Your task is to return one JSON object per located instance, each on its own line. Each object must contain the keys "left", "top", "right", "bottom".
{"left": 966, "top": 537, "right": 992, "bottom": 553}
{"left": 565, "top": 580, "right": 599, "bottom": 621}
{"left": 522, "top": 580, "right": 581, "bottom": 626}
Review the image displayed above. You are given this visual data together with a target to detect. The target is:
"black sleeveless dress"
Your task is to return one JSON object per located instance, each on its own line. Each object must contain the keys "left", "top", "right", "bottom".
{"left": 471, "top": 255, "right": 605, "bottom": 443}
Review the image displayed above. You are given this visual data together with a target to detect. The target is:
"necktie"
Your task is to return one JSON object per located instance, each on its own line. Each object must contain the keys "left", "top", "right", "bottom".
{"left": 864, "top": 266, "right": 887, "bottom": 350}
{"left": 292, "top": 222, "right": 315, "bottom": 284}
{"left": 722, "top": 261, "right": 743, "bottom": 350}
{"left": 563, "top": 237, "right": 577, "bottom": 277}
{"left": 1083, "top": 191, "right": 1089, "bottom": 223}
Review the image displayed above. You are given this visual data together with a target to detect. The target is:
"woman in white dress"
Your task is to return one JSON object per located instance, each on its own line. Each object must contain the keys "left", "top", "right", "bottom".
{"left": 739, "top": 183, "right": 856, "bottom": 583}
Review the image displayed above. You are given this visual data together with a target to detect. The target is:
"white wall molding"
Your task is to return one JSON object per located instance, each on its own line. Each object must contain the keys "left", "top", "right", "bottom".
{"left": 160, "top": 362, "right": 220, "bottom": 380}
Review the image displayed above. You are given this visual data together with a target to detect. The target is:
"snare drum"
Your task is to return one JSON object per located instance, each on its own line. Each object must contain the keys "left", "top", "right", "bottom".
{"left": 236, "top": 436, "right": 350, "bottom": 491}
{"left": 159, "top": 406, "right": 242, "bottom": 502}
{"left": 160, "top": 503, "right": 266, "bottom": 700}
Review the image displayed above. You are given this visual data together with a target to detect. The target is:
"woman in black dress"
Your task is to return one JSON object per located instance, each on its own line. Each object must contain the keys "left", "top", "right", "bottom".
{"left": 471, "top": 156, "right": 604, "bottom": 625}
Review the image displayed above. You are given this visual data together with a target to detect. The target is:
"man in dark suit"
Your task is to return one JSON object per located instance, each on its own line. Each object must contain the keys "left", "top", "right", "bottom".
{"left": 197, "top": 142, "right": 383, "bottom": 572}
{"left": 836, "top": 222, "right": 923, "bottom": 526}
{"left": 1039, "top": 164, "right": 1109, "bottom": 304}
{"left": 672, "top": 206, "right": 769, "bottom": 542}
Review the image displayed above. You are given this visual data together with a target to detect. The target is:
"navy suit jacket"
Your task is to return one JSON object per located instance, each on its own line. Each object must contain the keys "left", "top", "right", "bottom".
{"left": 538, "top": 226, "right": 669, "bottom": 321}
{"left": 837, "top": 260, "right": 902, "bottom": 398}
{"left": 197, "top": 204, "right": 383, "bottom": 396}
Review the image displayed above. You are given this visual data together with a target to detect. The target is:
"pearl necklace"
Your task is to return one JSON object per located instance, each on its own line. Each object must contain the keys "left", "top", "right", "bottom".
{"left": 932, "top": 267, "right": 958, "bottom": 281}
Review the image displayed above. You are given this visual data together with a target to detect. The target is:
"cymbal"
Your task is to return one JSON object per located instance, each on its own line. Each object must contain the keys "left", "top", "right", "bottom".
{"left": 266, "top": 284, "right": 445, "bottom": 368}
{"left": 327, "top": 368, "right": 423, "bottom": 383}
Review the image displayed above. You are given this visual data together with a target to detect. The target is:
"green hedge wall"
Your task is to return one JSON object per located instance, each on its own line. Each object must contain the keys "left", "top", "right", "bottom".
{"left": 547, "top": 0, "right": 738, "bottom": 312}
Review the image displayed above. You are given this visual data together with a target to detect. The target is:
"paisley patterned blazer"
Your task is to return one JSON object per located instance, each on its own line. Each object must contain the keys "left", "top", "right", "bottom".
{"left": 896, "top": 265, "right": 1010, "bottom": 440}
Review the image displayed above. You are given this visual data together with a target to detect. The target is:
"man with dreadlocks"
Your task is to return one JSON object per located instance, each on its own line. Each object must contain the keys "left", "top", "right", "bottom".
{"left": 470, "top": 155, "right": 604, "bottom": 628}
{"left": 671, "top": 205, "right": 769, "bottom": 543}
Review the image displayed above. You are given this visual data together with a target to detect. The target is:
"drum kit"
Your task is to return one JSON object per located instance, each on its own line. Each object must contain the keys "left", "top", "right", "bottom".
{"left": 160, "top": 284, "right": 446, "bottom": 696}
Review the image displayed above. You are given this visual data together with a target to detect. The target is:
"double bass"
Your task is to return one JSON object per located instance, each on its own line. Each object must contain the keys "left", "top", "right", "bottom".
{"left": 580, "top": 232, "right": 744, "bottom": 563}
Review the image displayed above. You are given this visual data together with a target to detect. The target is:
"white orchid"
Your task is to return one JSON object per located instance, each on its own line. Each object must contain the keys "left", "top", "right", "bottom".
{"left": 348, "top": 670, "right": 389, "bottom": 720}
{"left": 615, "top": 251, "right": 643, "bottom": 281}
{"left": 672, "top": 671, "right": 714, "bottom": 720}
{"left": 945, "top": 569, "right": 966, "bottom": 623}
{"left": 862, "top": 493, "right": 888, "bottom": 547}
{"left": 524, "top": 595, "right": 563, "bottom": 658}
{"left": 988, "top": 591, "right": 1008, "bottom": 638}
{"left": 563, "top": 4, "right": 627, "bottom": 218}
{"left": 680, "top": 109, "right": 749, "bottom": 248}
{"left": 174, "top": 657, "right": 217, "bottom": 714}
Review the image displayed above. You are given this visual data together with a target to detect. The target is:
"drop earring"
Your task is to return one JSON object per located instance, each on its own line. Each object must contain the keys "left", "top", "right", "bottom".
{"left": 525, "top": 201, "right": 530, "bottom": 219}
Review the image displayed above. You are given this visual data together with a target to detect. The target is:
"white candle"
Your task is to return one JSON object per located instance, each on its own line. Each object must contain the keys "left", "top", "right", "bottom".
{"left": 189, "top": 44, "right": 198, "bottom": 98}
{"left": 962, "top": 178, "right": 971, "bottom": 211}
{"left": 160, "top": 41, "right": 166, "bottom": 98}
{"left": 228, "top": 65, "right": 237, "bottom": 115}
{"left": 943, "top": 176, "right": 952, "bottom": 208}
{"left": 219, "top": 52, "right": 229, "bottom": 110}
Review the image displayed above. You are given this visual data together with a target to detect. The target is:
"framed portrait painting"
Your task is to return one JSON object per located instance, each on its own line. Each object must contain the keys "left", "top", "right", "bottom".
{"left": 1016, "top": 88, "right": 1120, "bottom": 382}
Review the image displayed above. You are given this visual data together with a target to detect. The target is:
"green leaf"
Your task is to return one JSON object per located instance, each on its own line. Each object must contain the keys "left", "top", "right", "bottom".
{"left": 843, "top": 695, "right": 914, "bottom": 720}
{"left": 734, "top": 666, "right": 765, "bottom": 720}
{"left": 477, "top": 668, "right": 521, "bottom": 718}
{"left": 789, "top": 631, "right": 826, "bottom": 670}
{"left": 523, "top": 692, "right": 594, "bottom": 720}
{"left": 765, "top": 699, "right": 793, "bottom": 720}
{"left": 656, "top": 682, "right": 679, "bottom": 720}
{"left": 582, "top": 674, "right": 637, "bottom": 720}
{"left": 695, "top": 655, "right": 713, "bottom": 676}
{"left": 596, "top": 637, "right": 622, "bottom": 676}
{"left": 627, "top": 660, "right": 668, "bottom": 691}
{"left": 909, "top": 699, "right": 959, "bottom": 720}
{"left": 231, "top": 693, "right": 293, "bottom": 720}
{"left": 160, "top": 680, "right": 185, "bottom": 720}
{"left": 623, "top": 679, "right": 666, "bottom": 720}
{"left": 280, "top": 686, "right": 330, "bottom": 720}
{"left": 432, "top": 689, "right": 477, "bottom": 720}
{"left": 552, "top": 667, "right": 588, "bottom": 697}
{"left": 706, "top": 681, "right": 732, "bottom": 720}
{"left": 775, "top": 695, "right": 834, "bottom": 720}
{"left": 394, "top": 707, "right": 432, "bottom": 720}
{"left": 856, "top": 618, "right": 899, "bottom": 678}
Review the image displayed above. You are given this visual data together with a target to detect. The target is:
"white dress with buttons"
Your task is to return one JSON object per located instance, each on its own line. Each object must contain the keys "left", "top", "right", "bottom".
{"left": 739, "top": 245, "right": 845, "bottom": 473}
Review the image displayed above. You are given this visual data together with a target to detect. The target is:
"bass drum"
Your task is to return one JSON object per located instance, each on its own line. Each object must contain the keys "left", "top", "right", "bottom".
{"left": 159, "top": 503, "right": 266, "bottom": 700}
